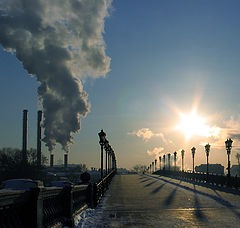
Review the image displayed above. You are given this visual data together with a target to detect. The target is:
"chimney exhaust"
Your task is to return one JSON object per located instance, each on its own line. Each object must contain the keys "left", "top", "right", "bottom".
{"left": 50, "top": 154, "right": 54, "bottom": 167}
{"left": 37, "top": 110, "right": 42, "bottom": 167}
{"left": 22, "top": 109, "right": 28, "bottom": 163}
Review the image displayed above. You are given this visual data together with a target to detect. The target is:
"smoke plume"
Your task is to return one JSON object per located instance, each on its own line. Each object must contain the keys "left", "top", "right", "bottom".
{"left": 0, "top": 0, "right": 112, "bottom": 151}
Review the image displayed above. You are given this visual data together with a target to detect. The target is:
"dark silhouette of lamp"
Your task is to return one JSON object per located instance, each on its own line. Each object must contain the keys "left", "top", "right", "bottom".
{"left": 191, "top": 147, "right": 196, "bottom": 173}
{"left": 98, "top": 129, "right": 106, "bottom": 179}
{"left": 205, "top": 143, "right": 210, "bottom": 175}
{"left": 225, "top": 138, "right": 233, "bottom": 178}
{"left": 181, "top": 150, "right": 185, "bottom": 172}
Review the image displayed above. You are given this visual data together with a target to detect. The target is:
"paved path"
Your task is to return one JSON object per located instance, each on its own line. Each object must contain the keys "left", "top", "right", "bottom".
{"left": 77, "top": 174, "right": 240, "bottom": 227}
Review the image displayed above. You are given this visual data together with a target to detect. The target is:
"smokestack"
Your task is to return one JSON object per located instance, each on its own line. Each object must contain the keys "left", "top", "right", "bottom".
{"left": 37, "top": 110, "right": 42, "bottom": 167}
{"left": 50, "top": 154, "right": 54, "bottom": 167}
{"left": 22, "top": 109, "right": 28, "bottom": 163}
{"left": 64, "top": 154, "right": 68, "bottom": 168}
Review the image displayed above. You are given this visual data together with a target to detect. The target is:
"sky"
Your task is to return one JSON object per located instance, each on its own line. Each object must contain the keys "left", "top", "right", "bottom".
{"left": 1, "top": 0, "right": 240, "bottom": 170}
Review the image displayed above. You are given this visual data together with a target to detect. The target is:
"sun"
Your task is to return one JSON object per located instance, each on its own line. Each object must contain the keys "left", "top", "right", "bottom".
{"left": 176, "top": 109, "right": 219, "bottom": 140}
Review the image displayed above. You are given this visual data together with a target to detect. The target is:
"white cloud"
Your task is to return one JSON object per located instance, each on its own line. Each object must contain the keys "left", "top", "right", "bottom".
{"left": 147, "top": 146, "right": 164, "bottom": 157}
{"left": 128, "top": 128, "right": 171, "bottom": 143}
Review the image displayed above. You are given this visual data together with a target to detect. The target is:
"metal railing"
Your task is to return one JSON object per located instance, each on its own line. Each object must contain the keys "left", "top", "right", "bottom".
{"left": 93, "top": 169, "right": 116, "bottom": 207}
{"left": 154, "top": 170, "right": 240, "bottom": 189}
{"left": 0, "top": 170, "right": 117, "bottom": 228}
{"left": 0, "top": 184, "right": 90, "bottom": 228}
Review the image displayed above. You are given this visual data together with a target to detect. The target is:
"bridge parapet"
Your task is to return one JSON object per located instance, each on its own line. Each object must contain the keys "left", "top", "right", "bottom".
{"left": 0, "top": 184, "right": 90, "bottom": 228}
{"left": 154, "top": 170, "right": 240, "bottom": 189}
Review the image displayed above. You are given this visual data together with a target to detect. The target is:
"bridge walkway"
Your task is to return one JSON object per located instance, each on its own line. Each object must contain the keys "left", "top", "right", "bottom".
{"left": 77, "top": 174, "right": 240, "bottom": 227}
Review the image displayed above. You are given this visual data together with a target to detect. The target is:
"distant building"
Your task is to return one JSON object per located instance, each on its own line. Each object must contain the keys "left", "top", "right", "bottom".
{"left": 195, "top": 164, "right": 224, "bottom": 175}
{"left": 231, "top": 165, "right": 240, "bottom": 177}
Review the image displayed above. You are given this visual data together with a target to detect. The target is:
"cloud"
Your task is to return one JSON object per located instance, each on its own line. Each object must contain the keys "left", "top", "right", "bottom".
{"left": 147, "top": 146, "right": 164, "bottom": 157}
{"left": 199, "top": 115, "right": 240, "bottom": 150}
{"left": 128, "top": 128, "right": 171, "bottom": 143}
{"left": 0, "top": 0, "right": 112, "bottom": 152}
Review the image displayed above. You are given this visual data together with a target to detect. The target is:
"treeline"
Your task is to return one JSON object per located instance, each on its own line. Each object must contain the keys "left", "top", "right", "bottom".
{"left": 0, "top": 147, "right": 47, "bottom": 182}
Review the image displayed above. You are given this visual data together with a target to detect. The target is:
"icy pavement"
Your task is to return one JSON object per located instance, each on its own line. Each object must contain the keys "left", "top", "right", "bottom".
{"left": 74, "top": 174, "right": 240, "bottom": 227}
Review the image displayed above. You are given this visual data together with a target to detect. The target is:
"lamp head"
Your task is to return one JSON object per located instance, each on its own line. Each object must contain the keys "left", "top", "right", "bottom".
{"left": 98, "top": 129, "right": 106, "bottom": 145}
{"left": 191, "top": 147, "right": 196, "bottom": 156}
{"left": 225, "top": 138, "right": 233, "bottom": 149}
{"left": 205, "top": 143, "right": 210, "bottom": 156}
{"left": 181, "top": 150, "right": 185, "bottom": 157}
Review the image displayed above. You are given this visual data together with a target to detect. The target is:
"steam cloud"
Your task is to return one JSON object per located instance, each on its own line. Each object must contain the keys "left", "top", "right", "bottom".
{"left": 0, "top": 0, "right": 112, "bottom": 151}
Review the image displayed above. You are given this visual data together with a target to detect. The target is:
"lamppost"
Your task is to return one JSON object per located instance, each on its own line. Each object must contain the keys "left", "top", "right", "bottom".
{"left": 168, "top": 153, "right": 171, "bottom": 170}
{"left": 174, "top": 151, "right": 177, "bottom": 171}
{"left": 163, "top": 155, "right": 166, "bottom": 170}
{"left": 191, "top": 147, "right": 196, "bottom": 173}
{"left": 104, "top": 139, "right": 109, "bottom": 176}
{"left": 181, "top": 150, "right": 185, "bottom": 172}
{"left": 111, "top": 149, "right": 114, "bottom": 171}
{"left": 225, "top": 138, "right": 233, "bottom": 178}
{"left": 205, "top": 143, "right": 210, "bottom": 175}
{"left": 98, "top": 129, "right": 106, "bottom": 179}
{"left": 155, "top": 159, "right": 157, "bottom": 172}
{"left": 159, "top": 156, "right": 162, "bottom": 171}
{"left": 150, "top": 164, "right": 152, "bottom": 173}
{"left": 152, "top": 161, "right": 154, "bottom": 173}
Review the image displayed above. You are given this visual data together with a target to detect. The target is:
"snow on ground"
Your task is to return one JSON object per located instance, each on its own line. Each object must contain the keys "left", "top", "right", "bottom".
{"left": 74, "top": 190, "right": 110, "bottom": 227}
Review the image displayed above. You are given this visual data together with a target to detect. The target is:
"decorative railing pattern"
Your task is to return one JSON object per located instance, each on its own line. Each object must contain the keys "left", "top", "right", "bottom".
{"left": 154, "top": 170, "right": 240, "bottom": 189}
{"left": 93, "top": 169, "right": 116, "bottom": 207}
{"left": 0, "top": 184, "right": 90, "bottom": 228}
{"left": 0, "top": 170, "right": 117, "bottom": 228}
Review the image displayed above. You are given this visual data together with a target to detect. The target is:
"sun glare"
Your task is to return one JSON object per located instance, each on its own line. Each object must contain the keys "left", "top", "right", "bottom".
{"left": 176, "top": 109, "right": 220, "bottom": 140}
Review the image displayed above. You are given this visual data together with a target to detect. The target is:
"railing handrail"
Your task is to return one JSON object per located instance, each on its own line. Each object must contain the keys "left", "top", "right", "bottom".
{"left": 154, "top": 170, "right": 240, "bottom": 189}
{"left": 96, "top": 169, "right": 116, "bottom": 187}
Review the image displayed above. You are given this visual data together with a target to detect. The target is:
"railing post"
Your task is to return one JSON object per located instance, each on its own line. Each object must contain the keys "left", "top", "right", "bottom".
{"left": 26, "top": 187, "right": 43, "bottom": 228}
{"left": 92, "top": 183, "right": 97, "bottom": 208}
{"left": 36, "top": 188, "right": 44, "bottom": 228}
{"left": 63, "top": 186, "right": 74, "bottom": 228}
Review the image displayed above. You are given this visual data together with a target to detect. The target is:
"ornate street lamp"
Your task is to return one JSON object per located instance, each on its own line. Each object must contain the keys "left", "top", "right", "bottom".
{"left": 98, "top": 129, "right": 106, "bottom": 179}
{"left": 159, "top": 156, "right": 162, "bottom": 171}
{"left": 168, "top": 153, "right": 171, "bottom": 170}
{"left": 155, "top": 159, "right": 157, "bottom": 172}
{"left": 174, "top": 151, "right": 177, "bottom": 171}
{"left": 163, "top": 155, "right": 166, "bottom": 170}
{"left": 191, "top": 147, "right": 196, "bottom": 173}
{"left": 205, "top": 143, "right": 210, "bottom": 175}
{"left": 104, "top": 139, "right": 109, "bottom": 176}
{"left": 181, "top": 150, "right": 185, "bottom": 172}
{"left": 225, "top": 138, "right": 233, "bottom": 178}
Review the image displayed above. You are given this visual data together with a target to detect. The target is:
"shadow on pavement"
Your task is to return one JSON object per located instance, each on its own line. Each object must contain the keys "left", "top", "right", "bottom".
{"left": 193, "top": 184, "right": 208, "bottom": 222}
{"left": 144, "top": 180, "right": 158, "bottom": 187}
{"left": 146, "top": 174, "right": 240, "bottom": 219}
{"left": 163, "top": 187, "right": 178, "bottom": 206}
{"left": 151, "top": 183, "right": 166, "bottom": 194}
{"left": 140, "top": 178, "right": 151, "bottom": 183}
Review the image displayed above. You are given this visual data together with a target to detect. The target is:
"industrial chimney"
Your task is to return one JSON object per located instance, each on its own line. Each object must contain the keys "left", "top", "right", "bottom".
{"left": 64, "top": 153, "right": 68, "bottom": 168}
{"left": 22, "top": 109, "right": 28, "bottom": 163}
{"left": 50, "top": 154, "right": 54, "bottom": 167}
{"left": 37, "top": 110, "right": 42, "bottom": 167}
